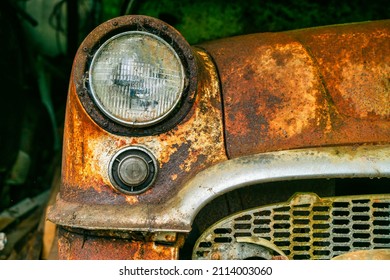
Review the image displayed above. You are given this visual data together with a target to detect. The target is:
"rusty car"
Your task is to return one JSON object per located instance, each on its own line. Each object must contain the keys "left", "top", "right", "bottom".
{"left": 48, "top": 15, "right": 390, "bottom": 260}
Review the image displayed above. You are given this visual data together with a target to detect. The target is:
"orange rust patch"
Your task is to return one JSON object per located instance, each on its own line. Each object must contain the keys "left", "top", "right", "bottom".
{"left": 294, "top": 25, "right": 390, "bottom": 120}
{"left": 58, "top": 228, "right": 179, "bottom": 260}
{"left": 254, "top": 43, "right": 320, "bottom": 139}
{"left": 201, "top": 20, "right": 390, "bottom": 158}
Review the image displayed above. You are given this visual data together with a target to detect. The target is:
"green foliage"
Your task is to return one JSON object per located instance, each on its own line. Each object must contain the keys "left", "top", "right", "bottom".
{"left": 138, "top": 0, "right": 244, "bottom": 44}
{"left": 102, "top": 0, "right": 123, "bottom": 22}
{"left": 112, "top": 0, "right": 390, "bottom": 44}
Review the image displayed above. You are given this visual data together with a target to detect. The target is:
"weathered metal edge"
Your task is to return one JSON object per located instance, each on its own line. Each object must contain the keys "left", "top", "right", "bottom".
{"left": 48, "top": 144, "right": 390, "bottom": 232}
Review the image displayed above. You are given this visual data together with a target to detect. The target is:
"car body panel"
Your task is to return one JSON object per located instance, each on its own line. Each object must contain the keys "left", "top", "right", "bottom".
{"left": 200, "top": 20, "right": 390, "bottom": 158}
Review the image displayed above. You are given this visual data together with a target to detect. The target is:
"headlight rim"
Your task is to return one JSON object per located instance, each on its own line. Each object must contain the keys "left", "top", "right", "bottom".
{"left": 88, "top": 30, "right": 186, "bottom": 127}
{"left": 73, "top": 15, "right": 198, "bottom": 136}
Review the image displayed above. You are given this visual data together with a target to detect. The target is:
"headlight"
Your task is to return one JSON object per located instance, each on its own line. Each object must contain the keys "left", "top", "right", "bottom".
{"left": 89, "top": 31, "right": 185, "bottom": 127}
{"left": 73, "top": 16, "right": 197, "bottom": 135}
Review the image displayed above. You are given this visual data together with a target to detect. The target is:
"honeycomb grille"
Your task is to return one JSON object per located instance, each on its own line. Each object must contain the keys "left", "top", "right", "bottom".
{"left": 193, "top": 193, "right": 390, "bottom": 260}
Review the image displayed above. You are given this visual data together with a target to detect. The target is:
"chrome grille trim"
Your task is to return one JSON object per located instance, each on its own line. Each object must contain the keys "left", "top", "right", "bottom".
{"left": 193, "top": 193, "right": 390, "bottom": 260}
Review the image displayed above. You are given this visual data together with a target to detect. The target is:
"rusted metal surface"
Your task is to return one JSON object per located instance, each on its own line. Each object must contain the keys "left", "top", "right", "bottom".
{"left": 200, "top": 20, "right": 390, "bottom": 158}
{"left": 332, "top": 249, "right": 390, "bottom": 260}
{"left": 48, "top": 42, "right": 226, "bottom": 233}
{"left": 49, "top": 145, "right": 390, "bottom": 232}
{"left": 57, "top": 227, "right": 180, "bottom": 260}
{"left": 49, "top": 17, "right": 390, "bottom": 260}
{"left": 49, "top": 13, "right": 226, "bottom": 209}
{"left": 193, "top": 193, "right": 390, "bottom": 260}
{"left": 53, "top": 46, "right": 225, "bottom": 206}
{"left": 49, "top": 16, "right": 226, "bottom": 259}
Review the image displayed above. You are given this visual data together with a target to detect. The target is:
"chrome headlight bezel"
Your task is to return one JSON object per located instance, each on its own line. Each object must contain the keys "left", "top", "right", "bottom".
{"left": 73, "top": 15, "right": 198, "bottom": 136}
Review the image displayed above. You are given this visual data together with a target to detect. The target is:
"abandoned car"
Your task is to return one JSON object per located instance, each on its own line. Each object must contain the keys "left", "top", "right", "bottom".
{"left": 48, "top": 15, "right": 390, "bottom": 260}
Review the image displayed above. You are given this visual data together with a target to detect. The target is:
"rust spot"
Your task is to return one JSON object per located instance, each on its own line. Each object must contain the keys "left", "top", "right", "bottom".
{"left": 116, "top": 139, "right": 127, "bottom": 148}
{"left": 211, "top": 252, "right": 221, "bottom": 260}
{"left": 164, "top": 234, "right": 176, "bottom": 243}
{"left": 272, "top": 255, "right": 289, "bottom": 260}
{"left": 271, "top": 49, "right": 293, "bottom": 67}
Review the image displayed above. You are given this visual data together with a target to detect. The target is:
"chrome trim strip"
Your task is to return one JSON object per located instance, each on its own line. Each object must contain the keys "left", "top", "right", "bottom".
{"left": 49, "top": 145, "right": 390, "bottom": 232}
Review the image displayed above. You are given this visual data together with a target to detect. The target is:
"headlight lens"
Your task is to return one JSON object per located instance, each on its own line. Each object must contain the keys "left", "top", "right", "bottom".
{"left": 89, "top": 31, "right": 185, "bottom": 127}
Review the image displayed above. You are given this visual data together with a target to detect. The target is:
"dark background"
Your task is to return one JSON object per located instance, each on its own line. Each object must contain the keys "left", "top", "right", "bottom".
{"left": 0, "top": 0, "right": 389, "bottom": 209}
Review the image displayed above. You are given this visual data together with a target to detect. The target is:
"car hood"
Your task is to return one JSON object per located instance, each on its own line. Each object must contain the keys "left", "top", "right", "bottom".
{"left": 199, "top": 20, "right": 390, "bottom": 158}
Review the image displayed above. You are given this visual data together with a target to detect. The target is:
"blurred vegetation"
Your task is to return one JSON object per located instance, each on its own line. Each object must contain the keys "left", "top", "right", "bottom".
{"left": 99, "top": 0, "right": 390, "bottom": 44}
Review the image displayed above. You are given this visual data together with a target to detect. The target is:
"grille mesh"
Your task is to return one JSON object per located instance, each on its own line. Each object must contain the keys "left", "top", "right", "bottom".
{"left": 193, "top": 193, "right": 390, "bottom": 260}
